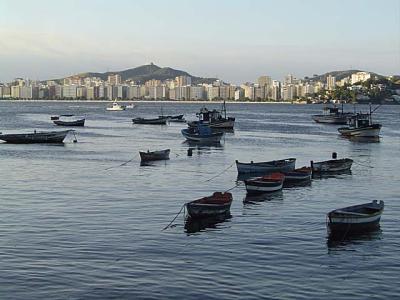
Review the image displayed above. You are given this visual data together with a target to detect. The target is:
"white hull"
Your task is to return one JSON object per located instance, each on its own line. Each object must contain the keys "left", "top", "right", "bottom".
{"left": 245, "top": 182, "right": 283, "bottom": 193}
{"left": 106, "top": 107, "right": 125, "bottom": 111}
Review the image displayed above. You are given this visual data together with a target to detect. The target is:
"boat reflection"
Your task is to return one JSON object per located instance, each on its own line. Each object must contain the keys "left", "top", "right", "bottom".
{"left": 243, "top": 190, "right": 283, "bottom": 204}
{"left": 312, "top": 169, "right": 352, "bottom": 180}
{"left": 183, "top": 140, "right": 224, "bottom": 148}
{"left": 184, "top": 214, "right": 232, "bottom": 234}
{"left": 140, "top": 160, "right": 168, "bottom": 167}
{"left": 340, "top": 136, "right": 380, "bottom": 143}
{"left": 327, "top": 227, "right": 382, "bottom": 249}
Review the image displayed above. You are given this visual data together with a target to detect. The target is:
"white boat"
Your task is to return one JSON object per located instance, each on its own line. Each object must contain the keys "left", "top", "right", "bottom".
{"left": 126, "top": 103, "right": 135, "bottom": 109}
{"left": 106, "top": 101, "right": 126, "bottom": 111}
{"left": 244, "top": 173, "right": 285, "bottom": 194}
{"left": 236, "top": 158, "right": 296, "bottom": 174}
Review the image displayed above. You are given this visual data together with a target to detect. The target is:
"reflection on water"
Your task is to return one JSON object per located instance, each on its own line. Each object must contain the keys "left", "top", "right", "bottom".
{"left": 327, "top": 227, "right": 383, "bottom": 249}
{"left": 243, "top": 190, "right": 284, "bottom": 204}
{"left": 312, "top": 169, "right": 352, "bottom": 180}
{"left": 340, "top": 136, "right": 380, "bottom": 143}
{"left": 183, "top": 140, "right": 224, "bottom": 149}
{"left": 184, "top": 214, "right": 232, "bottom": 234}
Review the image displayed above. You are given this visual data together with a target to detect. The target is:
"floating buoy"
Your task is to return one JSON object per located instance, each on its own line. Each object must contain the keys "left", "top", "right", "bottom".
{"left": 332, "top": 152, "right": 337, "bottom": 159}
{"left": 187, "top": 148, "right": 193, "bottom": 156}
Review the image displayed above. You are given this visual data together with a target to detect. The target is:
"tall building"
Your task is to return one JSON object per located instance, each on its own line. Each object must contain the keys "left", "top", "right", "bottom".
{"left": 107, "top": 74, "right": 122, "bottom": 85}
{"left": 175, "top": 75, "right": 192, "bottom": 87}
{"left": 63, "top": 85, "right": 78, "bottom": 99}
{"left": 190, "top": 86, "right": 205, "bottom": 100}
{"left": 258, "top": 76, "right": 272, "bottom": 87}
{"left": 207, "top": 86, "right": 219, "bottom": 100}
{"left": 351, "top": 72, "right": 371, "bottom": 84}
{"left": 11, "top": 86, "right": 20, "bottom": 98}
{"left": 127, "top": 85, "right": 140, "bottom": 99}
{"left": 326, "top": 75, "right": 336, "bottom": 91}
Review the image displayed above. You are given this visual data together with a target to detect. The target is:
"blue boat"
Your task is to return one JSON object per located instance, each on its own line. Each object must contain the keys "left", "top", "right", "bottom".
{"left": 181, "top": 124, "right": 224, "bottom": 143}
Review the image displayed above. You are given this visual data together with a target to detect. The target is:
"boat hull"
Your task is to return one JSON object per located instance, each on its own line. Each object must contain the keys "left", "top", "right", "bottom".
{"left": 0, "top": 130, "right": 71, "bottom": 144}
{"left": 186, "top": 202, "right": 232, "bottom": 218}
{"left": 132, "top": 118, "right": 168, "bottom": 125}
{"left": 311, "top": 158, "right": 353, "bottom": 173}
{"left": 139, "top": 149, "right": 170, "bottom": 162}
{"left": 236, "top": 158, "right": 296, "bottom": 174}
{"left": 245, "top": 180, "right": 283, "bottom": 194}
{"left": 53, "top": 119, "right": 85, "bottom": 127}
{"left": 312, "top": 115, "right": 348, "bottom": 124}
{"left": 188, "top": 118, "right": 235, "bottom": 129}
{"left": 338, "top": 124, "right": 381, "bottom": 137}
{"left": 181, "top": 129, "right": 224, "bottom": 143}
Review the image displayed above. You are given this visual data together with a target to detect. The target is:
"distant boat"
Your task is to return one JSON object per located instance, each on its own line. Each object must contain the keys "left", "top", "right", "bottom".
{"left": 162, "top": 114, "right": 186, "bottom": 123}
{"left": 312, "top": 104, "right": 352, "bottom": 124}
{"left": 106, "top": 101, "right": 126, "bottom": 111}
{"left": 338, "top": 109, "right": 381, "bottom": 138}
{"left": 235, "top": 158, "right": 296, "bottom": 174}
{"left": 327, "top": 200, "right": 384, "bottom": 235}
{"left": 126, "top": 103, "right": 135, "bottom": 109}
{"left": 188, "top": 101, "right": 235, "bottom": 129}
{"left": 139, "top": 149, "right": 170, "bottom": 162}
{"left": 52, "top": 115, "right": 85, "bottom": 127}
{"left": 181, "top": 124, "right": 224, "bottom": 143}
{"left": 0, "top": 130, "right": 72, "bottom": 144}
{"left": 186, "top": 192, "right": 233, "bottom": 219}
{"left": 311, "top": 158, "right": 353, "bottom": 173}
{"left": 244, "top": 173, "right": 285, "bottom": 194}
{"left": 132, "top": 117, "right": 168, "bottom": 125}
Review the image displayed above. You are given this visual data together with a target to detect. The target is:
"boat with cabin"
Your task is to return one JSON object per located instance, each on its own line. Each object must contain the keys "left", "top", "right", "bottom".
{"left": 188, "top": 101, "right": 235, "bottom": 129}
{"left": 244, "top": 173, "right": 285, "bottom": 194}
{"left": 236, "top": 158, "right": 296, "bottom": 174}
{"left": 139, "top": 149, "right": 170, "bottom": 162}
{"left": 338, "top": 108, "right": 382, "bottom": 137}
{"left": 312, "top": 104, "right": 353, "bottom": 124}
{"left": 327, "top": 200, "right": 384, "bottom": 235}
{"left": 181, "top": 124, "right": 224, "bottom": 143}
{"left": 0, "top": 130, "right": 73, "bottom": 144}
{"left": 186, "top": 192, "right": 233, "bottom": 219}
{"left": 106, "top": 101, "right": 126, "bottom": 111}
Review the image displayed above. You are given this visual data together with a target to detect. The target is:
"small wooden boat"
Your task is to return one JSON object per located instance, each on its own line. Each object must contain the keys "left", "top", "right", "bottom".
{"left": 132, "top": 117, "right": 168, "bottom": 125}
{"left": 311, "top": 158, "right": 353, "bottom": 173}
{"left": 181, "top": 125, "right": 224, "bottom": 143}
{"left": 52, "top": 115, "right": 85, "bottom": 127}
{"left": 312, "top": 105, "right": 352, "bottom": 124}
{"left": 186, "top": 192, "right": 233, "bottom": 219}
{"left": 139, "top": 149, "right": 170, "bottom": 162}
{"left": 338, "top": 113, "right": 381, "bottom": 138}
{"left": 106, "top": 101, "right": 126, "bottom": 111}
{"left": 244, "top": 173, "right": 285, "bottom": 194}
{"left": 327, "top": 200, "right": 384, "bottom": 235}
{"left": 0, "top": 130, "right": 72, "bottom": 144}
{"left": 283, "top": 167, "right": 312, "bottom": 186}
{"left": 236, "top": 158, "right": 296, "bottom": 174}
{"left": 51, "top": 114, "right": 74, "bottom": 120}
{"left": 165, "top": 115, "right": 186, "bottom": 123}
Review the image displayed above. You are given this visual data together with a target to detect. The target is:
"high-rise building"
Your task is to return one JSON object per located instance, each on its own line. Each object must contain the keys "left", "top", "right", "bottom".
{"left": 189, "top": 86, "right": 205, "bottom": 100}
{"left": 326, "top": 75, "right": 336, "bottom": 91}
{"left": 63, "top": 85, "right": 78, "bottom": 99}
{"left": 175, "top": 75, "right": 192, "bottom": 87}
{"left": 258, "top": 76, "right": 272, "bottom": 87}
{"left": 11, "top": 86, "right": 20, "bottom": 98}
{"left": 351, "top": 72, "right": 371, "bottom": 84}
{"left": 107, "top": 74, "right": 122, "bottom": 85}
{"left": 207, "top": 86, "right": 219, "bottom": 100}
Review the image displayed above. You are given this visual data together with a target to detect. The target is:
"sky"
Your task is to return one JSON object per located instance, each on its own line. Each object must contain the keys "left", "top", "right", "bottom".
{"left": 0, "top": 0, "right": 399, "bottom": 83}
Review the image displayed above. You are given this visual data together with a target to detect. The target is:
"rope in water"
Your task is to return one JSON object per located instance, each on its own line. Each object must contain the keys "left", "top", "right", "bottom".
{"left": 162, "top": 204, "right": 185, "bottom": 231}
{"left": 104, "top": 154, "right": 139, "bottom": 170}
{"left": 204, "top": 162, "right": 235, "bottom": 182}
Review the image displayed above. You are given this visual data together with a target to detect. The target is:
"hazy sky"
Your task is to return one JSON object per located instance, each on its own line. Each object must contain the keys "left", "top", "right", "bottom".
{"left": 0, "top": 0, "right": 399, "bottom": 83}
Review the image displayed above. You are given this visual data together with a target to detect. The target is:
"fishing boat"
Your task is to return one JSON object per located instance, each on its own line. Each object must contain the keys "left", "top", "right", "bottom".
{"left": 106, "top": 101, "right": 126, "bottom": 111}
{"left": 139, "top": 149, "right": 170, "bottom": 162}
{"left": 0, "top": 130, "right": 72, "bottom": 144}
{"left": 52, "top": 115, "right": 85, "bottom": 127}
{"left": 187, "top": 101, "right": 235, "bottom": 129}
{"left": 311, "top": 158, "right": 353, "bottom": 173}
{"left": 283, "top": 167, "right": 312, "bottom": 186}
{"left": 244, "top": 173, "right": 285, "bottom": 194}
{"left": 132, "top": 117, "right": 168, "bottom": 125}
{"left": 338, "top": 113, "right": 381, "bottom": 138}
{"left": 236, "top": 158, "right": 296, "bottom": 174}
{"left": 312, "top": 104, "right": 352, "bottom": 124}
{"left": 162, "top": 114, "right": 186, "bottom": 123}
{"left": 181, "top": 124, "right": 224, "bottom": 143}
{"left": 186, "top": 192, "right": 233, "bottom": 219}
{"left": 327, "top": 200, "right": 384, "bottom": 235}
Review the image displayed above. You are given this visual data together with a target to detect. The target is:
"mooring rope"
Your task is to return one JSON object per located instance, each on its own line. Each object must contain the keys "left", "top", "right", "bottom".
{"left": 204, "top": 162, "right": 235, "bottom": 182}
{"left": 104, "top": 154, "right": 139, "bottom": 170}
{"left": 162, "top": 204, "right": 185, "bottom": 231}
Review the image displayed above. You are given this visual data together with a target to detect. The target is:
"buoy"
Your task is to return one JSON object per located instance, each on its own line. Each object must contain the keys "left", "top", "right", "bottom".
{"left": 187, "top": 148, "right": 193, "bottom": 156}
{"left": 332, "top": 152, "right": 337, "bottom": 159}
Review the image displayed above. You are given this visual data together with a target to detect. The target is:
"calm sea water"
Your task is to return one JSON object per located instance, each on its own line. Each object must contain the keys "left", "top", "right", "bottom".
{"left": 0, "top": 101, "right": 399, "bottom": 299}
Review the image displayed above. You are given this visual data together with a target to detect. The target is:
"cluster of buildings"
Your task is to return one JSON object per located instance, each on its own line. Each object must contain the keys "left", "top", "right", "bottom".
{"left": 0, "top": 71, "right": 374, "bottom": 101}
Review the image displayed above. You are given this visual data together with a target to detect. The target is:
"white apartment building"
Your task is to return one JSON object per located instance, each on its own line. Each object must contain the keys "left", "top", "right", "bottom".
{"left": 207, "top": 86, "right": 220, "bottom": 100}
{"left": 63, "top": 85, "right": 78, "bottom": 99}
{"left": 351, "top": 72, "right": 371, "bottom": 84}
{"left": 326, "top": 75, "right": 336, "bottom": 90}
{"left": 175, "top": 75, "right": 191, "bottom": 87}
{"left": 127, "top": 85, "right": 140, "bottom": 99}
{"left": 190, "top": 86, "right": 205, "bottom": 100}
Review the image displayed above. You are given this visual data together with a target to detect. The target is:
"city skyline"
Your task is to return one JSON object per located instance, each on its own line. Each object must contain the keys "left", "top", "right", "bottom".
{"left": 0, "top": 0, "right": 399, "bottom": 83}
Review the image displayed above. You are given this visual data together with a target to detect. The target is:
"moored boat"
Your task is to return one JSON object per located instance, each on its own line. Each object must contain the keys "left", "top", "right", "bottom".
{"left": 311, "top": 158, "right": 353, "bottom": 173}
{"left": 327, "top": 200, "right": 384, "bottom": 235}
{"left": 139, "top": 149, "right": 170, "bottom": 162}
{"left": 52, "top": 115, "right": 85, "bottom": 127}
{"left": 283, "top": 167, "right": 312, "bottom": 186}
{"left": 187, "top": 101, "right": 235, "bottom": 129}
{"left": 0, "top": 130, "right": 72, "bottom": 144}
{"left": 236, "top": 158, "right": 296, "bottom": 174}
{"left": 181, "top": 124, "right": 224, "bottom": 143}
{"left": 312, "top": 105, "right": 353, "bottom": 124}
{"left": 338, "top": 113, "right": 381, "bottom": 138}
{"left": 186, "top": 192, "right": 233, "bottom": 219}
{"left": 132, "top": 117, "right": 168, "bottom": 125}
{"left": 244, "top": 173, "right": 285, "bottom": 194}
